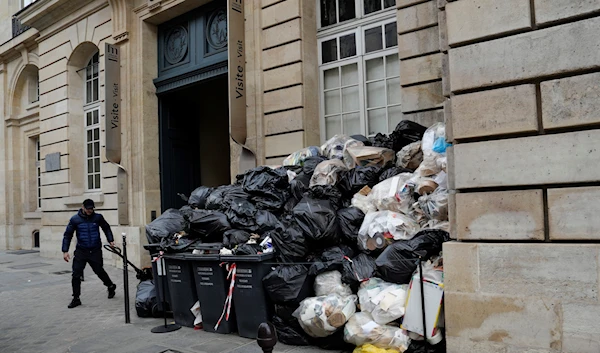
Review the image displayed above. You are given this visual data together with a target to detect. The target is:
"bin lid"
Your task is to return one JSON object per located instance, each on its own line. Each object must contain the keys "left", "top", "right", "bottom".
{"left": 162, "top": 253, "right": 187, "bottom": 260}
{"left": 220, "top": 252, "right": 275, "bottom": 263}
{"left": 184, "top": 253, "right": 220, "bottom": 261}
{"left": 193, "top": 243, "right": 223, "bottom": 251}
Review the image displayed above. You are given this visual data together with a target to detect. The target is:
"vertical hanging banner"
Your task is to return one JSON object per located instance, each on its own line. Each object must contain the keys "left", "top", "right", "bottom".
{"left": 105, "top": 43, "right": 121, "bottom": 164}
{"left": 105, "top": 43, "right": 128, "bottom": 225}
{"left": 227, "top": 0, "right": 256, "bottom": 173}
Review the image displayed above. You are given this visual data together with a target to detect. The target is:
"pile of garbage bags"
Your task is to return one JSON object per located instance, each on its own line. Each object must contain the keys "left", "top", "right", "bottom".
{"left": 145, "top": 121, "right": 451, "bottom": 352}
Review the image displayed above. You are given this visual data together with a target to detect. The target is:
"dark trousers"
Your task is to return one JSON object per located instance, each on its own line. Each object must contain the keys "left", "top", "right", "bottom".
{"left": 72, "top": 247, "right": 113, "bottom": 298}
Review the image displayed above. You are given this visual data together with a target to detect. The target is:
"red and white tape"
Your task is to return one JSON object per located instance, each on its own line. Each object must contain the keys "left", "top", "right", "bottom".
{"left": 214, "top": 262, "right": 237, "bottom": 331}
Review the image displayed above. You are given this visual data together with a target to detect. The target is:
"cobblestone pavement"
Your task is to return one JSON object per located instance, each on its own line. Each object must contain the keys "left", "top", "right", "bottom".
{"left": 0, "top": 250, "right": 345, "bottom": 353}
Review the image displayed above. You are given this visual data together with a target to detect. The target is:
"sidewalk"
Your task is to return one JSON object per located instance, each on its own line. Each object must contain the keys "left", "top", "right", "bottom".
{"left": 0, "top": 250, "right": 343, "bottom": 353}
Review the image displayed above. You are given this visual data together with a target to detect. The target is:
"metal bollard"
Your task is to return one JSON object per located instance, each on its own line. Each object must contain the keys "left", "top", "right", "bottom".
{"left": 122, "top": 232, "right": 130, "bottom": 324}
{"left": 256, "top": 322, "right": 277, "bottom": 353}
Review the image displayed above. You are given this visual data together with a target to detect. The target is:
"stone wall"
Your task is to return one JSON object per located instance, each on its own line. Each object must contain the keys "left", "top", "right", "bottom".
{"left": 433, "top": 0, "right": 600, "bottom": 352}
{"left": 257, "top": 0, "right": 320, "bottom": 167}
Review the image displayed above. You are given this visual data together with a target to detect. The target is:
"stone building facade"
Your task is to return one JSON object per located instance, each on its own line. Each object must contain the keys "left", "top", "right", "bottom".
{"left": 0, "top": 0, "right": 598, "bottom": 351}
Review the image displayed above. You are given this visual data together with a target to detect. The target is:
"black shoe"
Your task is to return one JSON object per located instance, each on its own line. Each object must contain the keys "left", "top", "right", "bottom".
{"left": 68, "top": 298, "right": 81, "bottom": 309}
{"left": 108, "top": 284, "right": 116, "bottom": 299}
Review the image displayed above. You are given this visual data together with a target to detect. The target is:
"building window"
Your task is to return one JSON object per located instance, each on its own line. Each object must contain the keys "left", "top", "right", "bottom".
{"left": 318, "top": 2, "right": 399, "bottom": 140}
{"left": 85, "top": 53, "right": 100, "bottom": 105}
{"left": 84, "top": 52, "right": 101, "bottom": 191}
{"left": 29, "top": 73, "right": 39, "bottom": 104}
{"left": 36, "top": 137, "right": 41, "bottom": 209}
{"left": 22, "top": 0, "right": 37, "bottom": 8}
{"left": 318, "top": 0, "right": 395, "bottom": 29}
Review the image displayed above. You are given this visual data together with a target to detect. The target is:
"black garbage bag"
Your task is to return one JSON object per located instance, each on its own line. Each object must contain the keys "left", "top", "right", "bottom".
{"left": 307, "top": 185, "right": 344, "bottom": 211}
{"left": 205, "top": 185, "right": 251, "bottom": 211}
{"left": 312, "top": 329, "right": 355, "bottom": 351}
{"left": 233, "top": 243, "right": 262, "bottom": 255}
{"left": 338, "top": 166, "right": 382, "bottom": 197}
{"left": 372, "top": 132, "right": 394, "bottom": 150}
{"left": 272, "top": 315, "right": 312, "bottom": 346}
{"left": 188, "top": 186, "right": 213, "bottom": 209}
{"left": 341, "top": 253, "right": 378, "bottom": 289}
{"left": 222, "top": 229, "right": 251, "bottom": 249}
{"left": 275, "top": 304, "right": 299, "bottom": 322}
{"left": 309, "top": 245, "right": 355, "bottom": 276}
{"left": 263, "top": 265, "right": 314, "bottom": 305}
{"left": 188, "top": 209, "right": 231, "bottom": 242}
{"left": 159, "top": 235, "right": 199, "bottom": 252}
{"left": 135, "top": 280, "right": 157, "bottom": 318}
{"left": 224, "top": 198, "right": 258, "bottom": 231}
{"left": 256, "top": 210, "right": 283, "bottom": 234}
{"left": 145, "top": 209, "right": 188, "bottom": 244}
{"left": 390, "top": 120, "right": 427, "bottom": 152}
{"left": 291, "top": 172, "right": 312, "bottom": 201}
{"left": 242, "top": 166, "right": 290, "bottom": 211}
{"left": 376, "top": 229, "right": 450, "bottom": 284}
{"left": 406, "top": 336, "right": 446, "bottom": 353}
{"left": 350, "top": 134, "right": 372, "bottom": 146}
{"left": 379, "top": 166, "right": 413, "bottom": 182}
{"left": 284, "top": 197, "right": 300, "bottom": 213}
{"left": 293, "top": 197, "right": 340, "bottom": 249}
{"left": 179, "top": 205, "right": 195, "bottom": 221}
{"left": 269, "top": 226, "right": 309, "bottom": 263}
{"left": 303, "top": 156, "right": 329, "bottom": 174}
{"left": 337, "top": 207, "right": 364, "bottom": 246}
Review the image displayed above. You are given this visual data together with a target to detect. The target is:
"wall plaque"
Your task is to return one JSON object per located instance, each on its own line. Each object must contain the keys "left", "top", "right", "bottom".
{"left": 45, "top": 152, "right": 61, "bottom": 172}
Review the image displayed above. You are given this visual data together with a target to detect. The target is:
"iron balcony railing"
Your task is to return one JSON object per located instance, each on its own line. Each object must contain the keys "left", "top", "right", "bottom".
{"left": 12, "top": 17, "right": 31, "bottom": 38}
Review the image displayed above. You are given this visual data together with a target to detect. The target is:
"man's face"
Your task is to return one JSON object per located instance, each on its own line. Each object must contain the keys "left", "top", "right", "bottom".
{"left": 83, "top": 207, "right": 94, "bottom": 216}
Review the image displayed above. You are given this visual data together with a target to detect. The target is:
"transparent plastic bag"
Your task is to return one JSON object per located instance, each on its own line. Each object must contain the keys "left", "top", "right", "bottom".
{"left": 344, "top": 312, "right": 410, "bottom": 352}
{"left": 352, "top": 193, "right": 377, "bottom": 215}
{"left": 368, "top": 174, "right": 414, "bottom": 213}
{"left": 310, "top": 159, "right": 348, "bottom": 187}
{"left": 321, "top": 135, "right": 364, "bottom": 160}
{"left": 358, "top": 211, "right": 419, "bottom": 251}
{"left": 315, "top": 271, "right": 353, "bottom": 297}
{"left": 294, "top": 294, "right": 358, "bottom": 338}
{"left": 415, "top": 154, "right": 443, "bottom": 177}
{"left": 422, "top": 220, "right": 450, "bottom": 232}
{"left": 396, "top": 141, "right": 423, "bottom": 170}
{"left": 418, "top": 188, "right": 448, "bottom": 221}
{"left": 283, "top": 146, "right": 322, "bottom": 166}
{"left": 357, "top": 278, "right": 409, "bottom": 325}
{"left": 421, "top": 123, "right": 446, "bottom": 157}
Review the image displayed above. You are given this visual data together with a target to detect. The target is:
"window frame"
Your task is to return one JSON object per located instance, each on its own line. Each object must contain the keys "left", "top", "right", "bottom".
{"left": 85, "top": 108, "right": 102, "bottom": 191}
{"left": 83, "top": 52, "right": 102, "bottom": 192}
{"left": 317, "top": 0, "right": 396, "bottom": 31}
{"left": 317, "top": 2, "right": 399, "bottom": 142}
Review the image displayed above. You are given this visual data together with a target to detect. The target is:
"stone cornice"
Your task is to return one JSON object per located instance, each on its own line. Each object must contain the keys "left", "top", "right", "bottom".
{"left": 16, "top": 0, "right": 98, "bottom": 33}
{"left": 0, "top": 29, "right": 40, "bottom": 64}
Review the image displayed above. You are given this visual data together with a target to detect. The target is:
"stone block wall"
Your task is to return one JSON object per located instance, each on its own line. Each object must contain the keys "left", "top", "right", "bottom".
{"left": 430, "top": 0, "right": 600, "bottom": 352}
{"left": 257, "top": 0, "right": 320, "bottom": 166}
{"left": 396, "top": 0, "right": 445, "bottom": 126}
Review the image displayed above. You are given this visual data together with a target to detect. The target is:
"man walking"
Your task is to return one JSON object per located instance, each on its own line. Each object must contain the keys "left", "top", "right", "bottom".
{"left": 62, "top": 199, "right": 117, "bottom": 308}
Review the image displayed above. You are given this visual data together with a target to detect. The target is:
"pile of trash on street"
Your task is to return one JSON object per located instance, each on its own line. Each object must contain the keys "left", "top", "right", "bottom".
{"left": 146, "top": 120, "right": 451, "bottom": 353}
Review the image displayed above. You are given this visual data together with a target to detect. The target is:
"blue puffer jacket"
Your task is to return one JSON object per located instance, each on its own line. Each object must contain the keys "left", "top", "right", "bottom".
{"left": 62, "top": 209, "right": 114, "bottom": 252}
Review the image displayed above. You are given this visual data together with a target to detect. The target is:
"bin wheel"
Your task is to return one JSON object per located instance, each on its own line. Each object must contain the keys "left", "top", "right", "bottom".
{"left": 152, "top": 303, "right": 161, "bottom": 318}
